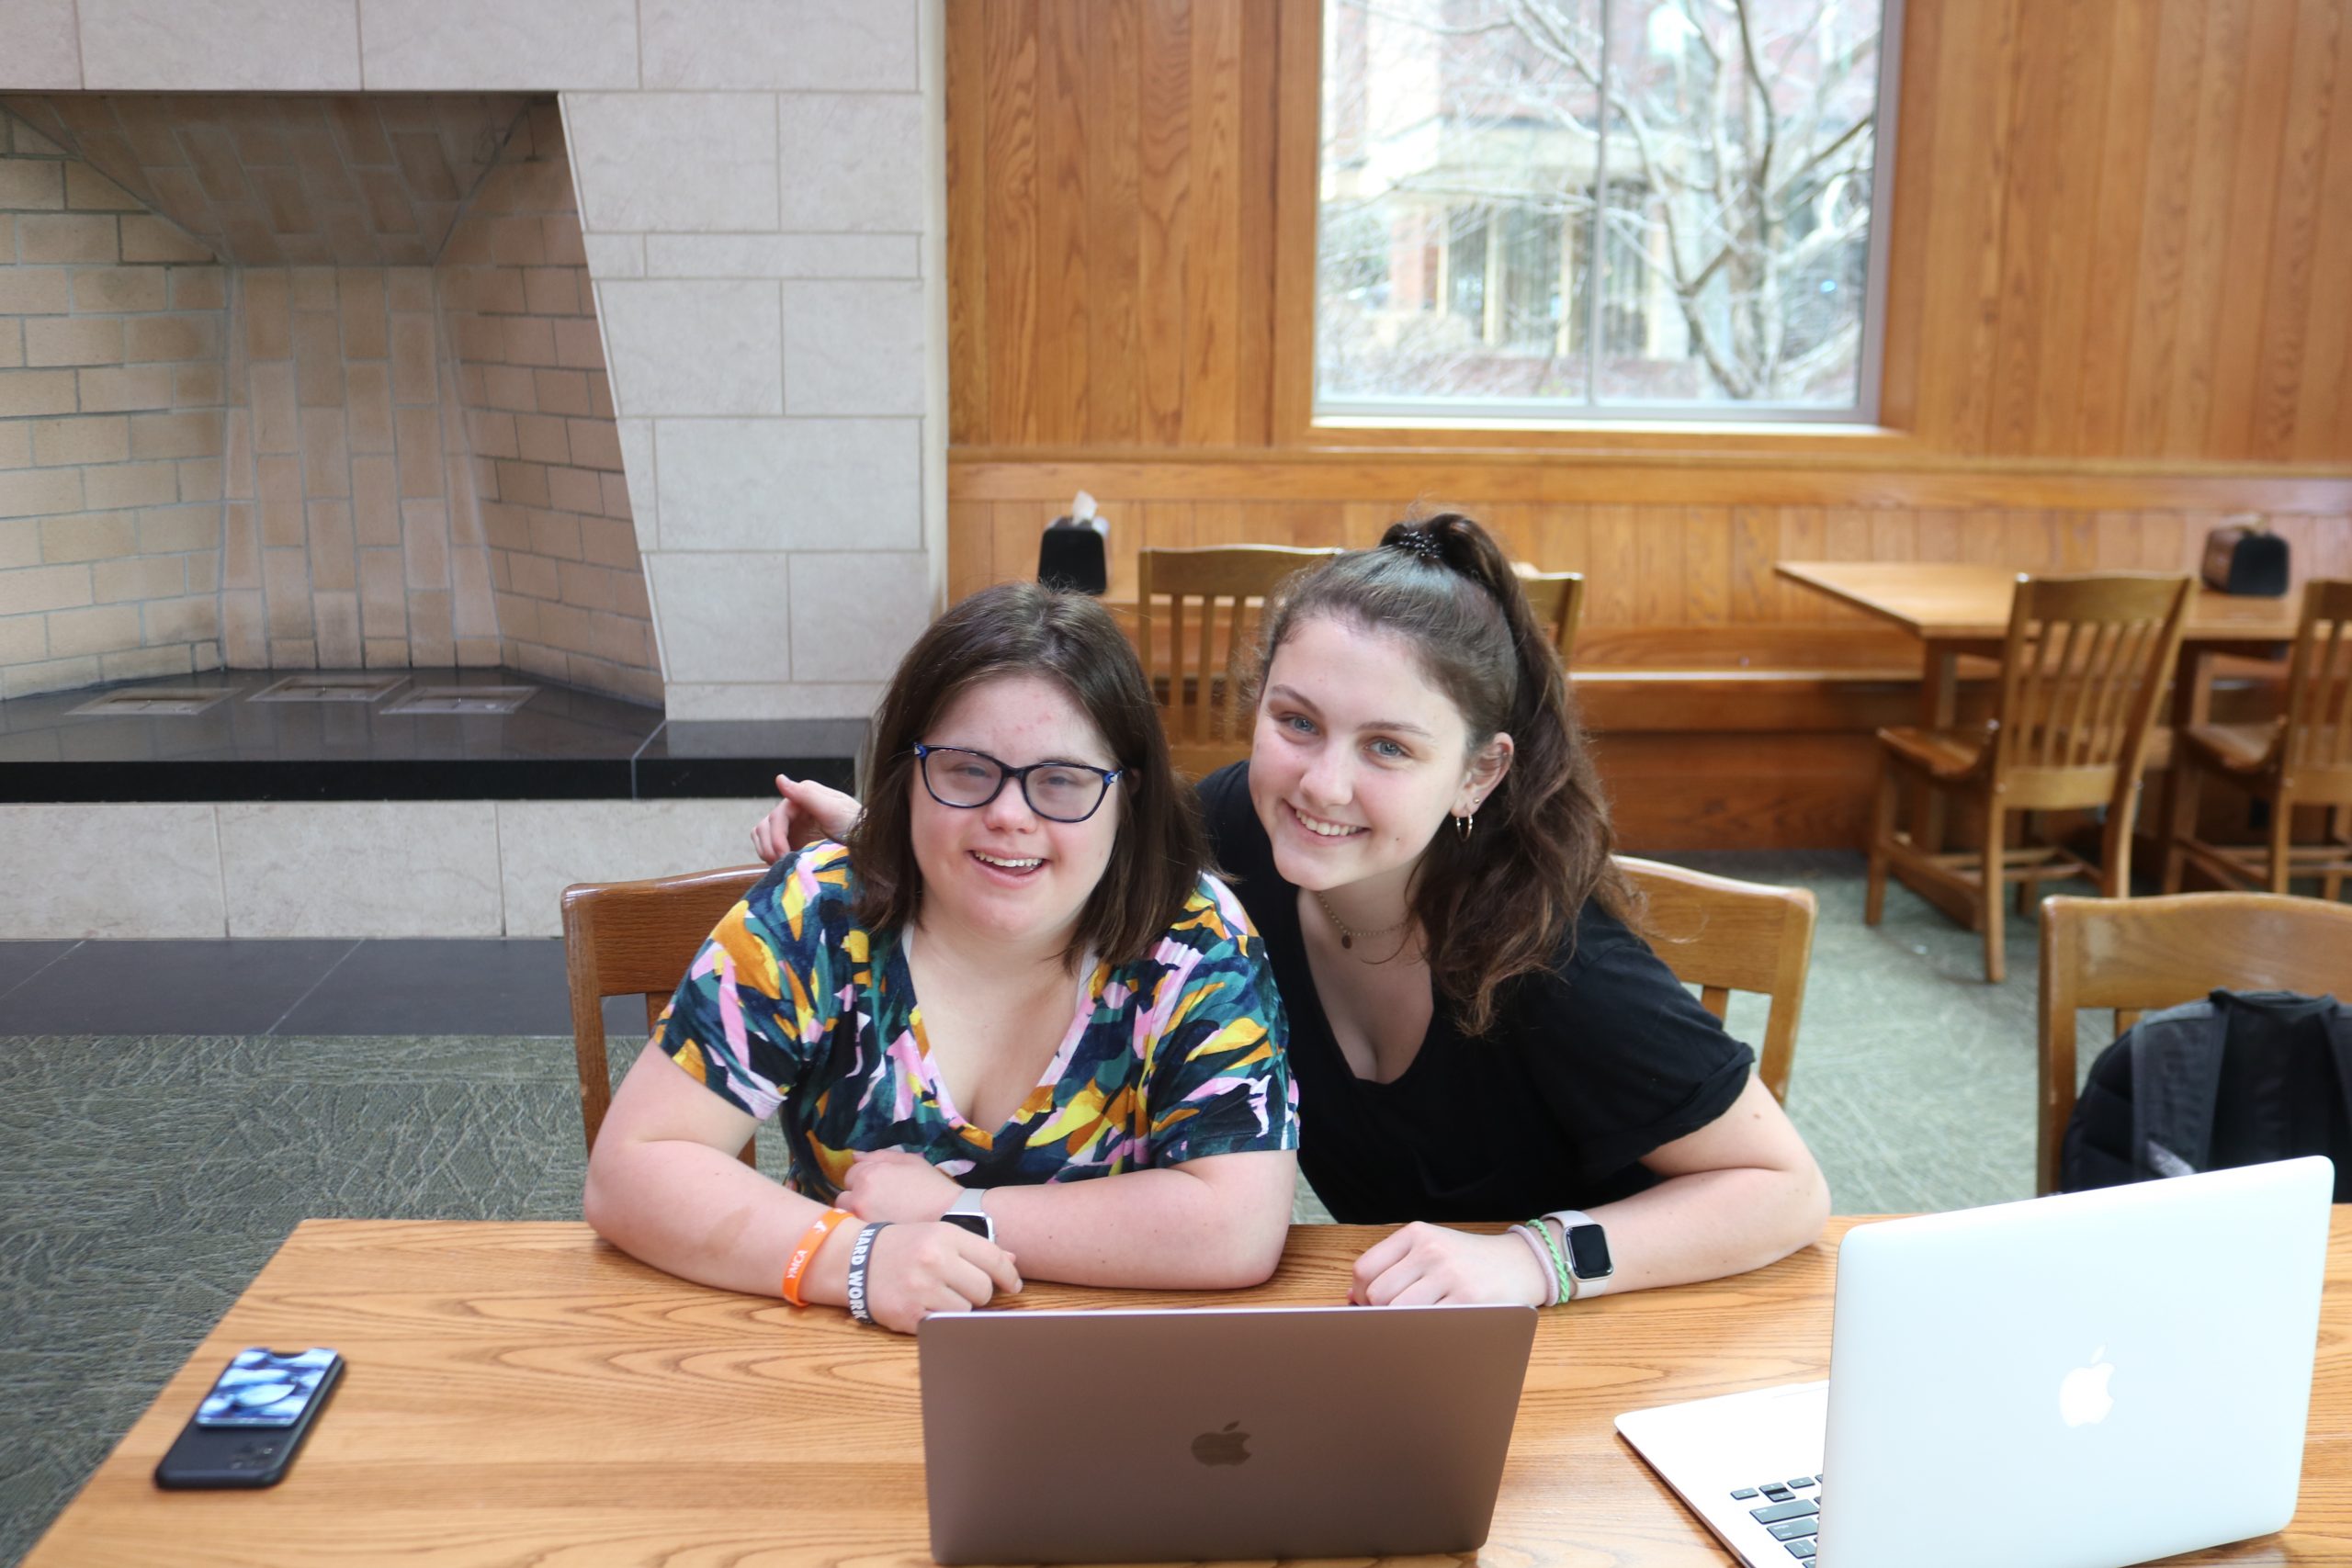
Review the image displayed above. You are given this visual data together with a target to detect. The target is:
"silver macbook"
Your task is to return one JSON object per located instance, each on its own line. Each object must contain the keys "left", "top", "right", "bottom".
{"left": 1617, "top": 1157, "right": 2334, "bottom": 1568}
{"left": 918, "top": 1303, "right": 1535, "bottom": 1564}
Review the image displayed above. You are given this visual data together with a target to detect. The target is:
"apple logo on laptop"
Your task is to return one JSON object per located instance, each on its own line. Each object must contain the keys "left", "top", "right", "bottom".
{"left": 1192, "top": 1421, "right": 1250, "bottom": 1467}
{"left": 2059, "top": 1348, "right": 2116, "bottom": 1427}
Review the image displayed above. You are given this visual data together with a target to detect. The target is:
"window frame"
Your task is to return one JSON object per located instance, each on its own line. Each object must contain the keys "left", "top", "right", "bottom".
{"left": 1280, "top": 0, "right": 1911, "bottom": 442}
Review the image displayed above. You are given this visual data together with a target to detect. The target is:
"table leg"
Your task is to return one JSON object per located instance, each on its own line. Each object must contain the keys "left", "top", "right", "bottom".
{"left": 2150, "top": 649, "right": 2215, "bottom": 883}
{"left": 1916, "top": 647, "right": 1960, "bottom": 851}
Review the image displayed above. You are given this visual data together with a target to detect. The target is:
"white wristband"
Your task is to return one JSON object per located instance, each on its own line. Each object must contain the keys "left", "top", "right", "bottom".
{"left": 1508, "top": 1224, "right": 1562, "bottom": 1306}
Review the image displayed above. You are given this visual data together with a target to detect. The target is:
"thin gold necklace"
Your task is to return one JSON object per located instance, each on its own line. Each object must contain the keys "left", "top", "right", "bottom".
{"left": 1312, "top": 891, "right": 1411, "bottom": 959}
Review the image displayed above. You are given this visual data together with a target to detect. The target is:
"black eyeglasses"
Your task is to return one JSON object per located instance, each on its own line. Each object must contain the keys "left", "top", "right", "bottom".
{"left": 912, "top": 744, "right": 1124, "bottom": 823}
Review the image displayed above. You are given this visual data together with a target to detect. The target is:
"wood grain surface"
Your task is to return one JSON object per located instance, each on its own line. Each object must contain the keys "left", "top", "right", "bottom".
{"left": 950, "top": 0, "right": 2352, "bottom": 465}
{"left": 27, "top": 1215, "right": 2352, "bottom": 1567}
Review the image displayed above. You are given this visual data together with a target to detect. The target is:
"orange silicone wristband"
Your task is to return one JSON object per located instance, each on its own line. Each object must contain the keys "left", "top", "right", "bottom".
{"left": 781, "top": 1206, "right": 853, "bottom": 1306}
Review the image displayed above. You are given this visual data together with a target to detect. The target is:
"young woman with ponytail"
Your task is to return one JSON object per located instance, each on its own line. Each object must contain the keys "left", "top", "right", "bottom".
{"left": 752, "top": 515, "right": 1827, "bottom": 1310}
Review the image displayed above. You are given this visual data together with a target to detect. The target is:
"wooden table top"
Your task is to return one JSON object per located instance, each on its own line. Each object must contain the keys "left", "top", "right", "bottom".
{"left": 29, "top": 1214, "right": 2352, "bottom": 1567}
{"left": 1777, "top": 560, "right": 2303, "bottom": 643}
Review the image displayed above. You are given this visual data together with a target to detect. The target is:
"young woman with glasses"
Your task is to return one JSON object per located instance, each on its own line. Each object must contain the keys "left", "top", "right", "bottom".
{"left": 752, "top": 516, "right": 1826, "bottom": 1312}
{"left": 584, "top": 582, "right": 1297, "bottom": 1334}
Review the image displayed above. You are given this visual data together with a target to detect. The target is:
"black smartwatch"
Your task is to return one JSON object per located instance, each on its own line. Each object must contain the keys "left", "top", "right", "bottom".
{"left": 942, "top": 1187, "right": 994, "bottom": 1243}
{"left": 1548, "top": 1210, "right": 1613, "bottom": 1296}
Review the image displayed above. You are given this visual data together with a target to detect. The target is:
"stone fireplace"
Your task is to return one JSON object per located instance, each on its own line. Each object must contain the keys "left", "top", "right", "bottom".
{"left": 0, "top": 0, "right": 944, "bottom": 723}
{"left": 0, "top": 2, "right": 943, "bottom": 939}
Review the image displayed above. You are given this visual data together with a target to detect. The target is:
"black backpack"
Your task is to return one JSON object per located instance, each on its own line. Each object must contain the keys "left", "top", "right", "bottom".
{"left": 2060, "top": 989, "right": 2352, "bottom": 1198}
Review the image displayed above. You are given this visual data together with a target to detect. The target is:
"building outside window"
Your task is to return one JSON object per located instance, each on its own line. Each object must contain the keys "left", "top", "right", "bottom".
{"left": 1317, "top": 0, "right": 1900, "bottom": 423}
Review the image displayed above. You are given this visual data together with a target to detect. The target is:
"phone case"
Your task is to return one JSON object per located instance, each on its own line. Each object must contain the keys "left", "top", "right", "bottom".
{"left": 153, "top": 1354, "right": 344, "bottom": 1490}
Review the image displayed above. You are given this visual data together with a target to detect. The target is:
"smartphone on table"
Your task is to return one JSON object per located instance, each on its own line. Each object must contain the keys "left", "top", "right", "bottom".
{"left": 153, "top": 1348, "right": 344, "bottom": 1490}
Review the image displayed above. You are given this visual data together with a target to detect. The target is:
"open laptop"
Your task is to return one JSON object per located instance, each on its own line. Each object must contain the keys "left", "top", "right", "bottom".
{"left": 1617, "top": 1157, "right": 2334, "bottom": 1568}
{"left": 918, "top": 1303, "right": 1535, "bottom": 1564}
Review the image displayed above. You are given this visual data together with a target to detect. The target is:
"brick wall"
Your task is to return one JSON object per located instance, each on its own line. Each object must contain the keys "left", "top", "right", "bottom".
{"left": 0, "top": 111, "right": 227, "bottom": 698}
{"left": 440, "top": 104, "right": 656, "bottom": 704}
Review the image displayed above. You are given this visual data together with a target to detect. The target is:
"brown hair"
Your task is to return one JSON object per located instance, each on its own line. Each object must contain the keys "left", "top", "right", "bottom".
{"left": 848, "top": 581, "right": 1209, "bottom": 969}
{"left": 1256, "top": 513, "right": 1630, "bottom": 1034}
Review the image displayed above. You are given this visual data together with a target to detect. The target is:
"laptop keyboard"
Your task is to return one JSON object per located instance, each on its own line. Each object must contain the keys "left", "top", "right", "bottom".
{"left": 1726, "top": 1474, "right": 1822, "bottom": 1559}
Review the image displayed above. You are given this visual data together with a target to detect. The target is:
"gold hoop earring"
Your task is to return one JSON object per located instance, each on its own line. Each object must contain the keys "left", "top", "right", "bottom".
{"left": 1453, "top": 810, "right": 1475, "bottom": 843}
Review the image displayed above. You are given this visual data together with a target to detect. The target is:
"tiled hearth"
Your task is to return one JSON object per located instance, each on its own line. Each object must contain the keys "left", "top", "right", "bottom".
{"left": 0, "top": 665, "right": 857, "bottom": 940}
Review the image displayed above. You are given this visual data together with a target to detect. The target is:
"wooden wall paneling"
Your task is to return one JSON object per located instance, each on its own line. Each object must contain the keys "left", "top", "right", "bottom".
{"left": 1181, "top": 0, "right": 1242, "bottom": 446}
{"left": 2073, "top": 0, "right": 2161, "bottom": 456}
{"left": 1911, "top": 0, "right": 2024, "bottom": 452}
{"left": 1871, "top": 0, "right": 1937, "bottom": 438}
{"left": 1984, "top": 0, "right": 2067, "bottom": 454}
{"left": 1268, "top": 0, "right": 1322, "bottom": 446}
{"left": 2052, "top": 509, "right": 2098, "bottom": 570}
{"left": 1086, "top": 0, "right": 1143, "bottom": 446}
{"left": 1916, "top": 508, "right": 1962, "bottom": 562}
{"left": 1193, "top": 500, "right": 1248, "bottom": 546}
{"left": 1635, "top": 510, "right": 1686, "bottom": 626}
{"left": 1777, "top": 507, "right": 1828, "bottom": 618}
{"left": 2290, "top": 1, "right": 2352, "bottom": 461}
{"left": 2093, "top": 509, "right": 2141, "bottom": 569}
{"left": 1532, "top": 505, "right": 1590, "bottom": 578}
{"left": 1232, "top": 0, "right": 1279, "bottom": 447}
{"left": 2206, "top": 0, "right": 2300, "bottom": 457}
{"left": 1340, "top": 501, "right": 1392, "bottom": 547}
{"left": 2138, "top": 509, "right": 2188, "bottom": 572}
{"left": 1682, "top": 508, "right": 1732, "bottom": 627}
{"left": 1869, "top": 509, "right": 1917, "bottom": 563}
{"left": 2004, "top": 508, "right": 2056, "bottom": 567}
{"left": 1587, "top": 506, "right": 1642, "bottom": 626}
{"left": 1038, "top": 0, "right": 1091, "bottom": 445}
{"left": 983, "top": 1, "right": 1042, "bottom": 446}
{"left": 946, "top": 5, "right": 990, "bottom": 446}
{"left": 1728, "top": 506, "right": 1780, "bottom": 624}
{"left": 2164, "top": 0, "right": 2254, "bottom": 457}
{"left": 2322, "top": 514, "right": 2352, "bottom": 578}
{"left": 1960, "top": 506, "right": 2008, "bottom": 565}
{"left": 2120, "top": 0, "right": 2210, "bottom": 456}
{"left": 2024, "top": 0, "right": 2115, "bottom": 457}
{"left": 1138, "top": 0, "right": 1193, "bottom": 446}
{"left": 947, "top": 501, "right": 994, "bottom": 603}
{"left": 1477, "top": 502, "right": 1536, "bottom": 565}
{"left": 2248, "top": 0, "right": 2343, "bottom": 459}
{"left": 990, "top": 500, "right": 1057, "bottom": 595}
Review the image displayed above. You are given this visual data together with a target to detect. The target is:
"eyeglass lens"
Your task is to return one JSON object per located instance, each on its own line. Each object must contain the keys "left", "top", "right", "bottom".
{"left": 922, "top": 749, "right": 1109, "bottom": 821}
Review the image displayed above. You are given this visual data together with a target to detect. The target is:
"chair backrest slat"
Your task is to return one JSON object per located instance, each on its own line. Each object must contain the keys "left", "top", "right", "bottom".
{"left": 1994, "top": 574, "right": 2190, "bottom": 803}
{"left": 2284, "top": 581, "right": 2352, "bottom": 770}
{"left": 563, "top": 864, "right": 765, "bottom": 1161}
{"left": 2036, "top": 891, "right": 2352, "bottom": 1194}
{"left": 1616, "top": 856, "right": 1815, "bottom": 1104}
{"left": 1139, "top": 546, "right": 1342, "bottom": 773}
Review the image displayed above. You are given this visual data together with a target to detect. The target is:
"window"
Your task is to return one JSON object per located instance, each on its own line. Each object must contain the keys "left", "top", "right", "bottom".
{"left": 1316, "top": 0, "right": 1901, "bottom": 423}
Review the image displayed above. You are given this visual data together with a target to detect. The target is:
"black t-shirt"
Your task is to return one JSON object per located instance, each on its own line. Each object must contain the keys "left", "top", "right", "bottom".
{"left": 1196, "top": 761, "right": 1754, "bottom": 1224}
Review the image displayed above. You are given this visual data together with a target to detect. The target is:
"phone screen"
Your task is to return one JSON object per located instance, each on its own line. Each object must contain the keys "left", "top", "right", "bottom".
{"left": 195, "top": 1348, "right": 339, "bottom": 1427}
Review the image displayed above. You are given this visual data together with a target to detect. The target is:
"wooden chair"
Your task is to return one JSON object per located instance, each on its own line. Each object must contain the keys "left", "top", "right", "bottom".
{"left": 1617, "top": 856, "right": 1816, "bottom": 1103}
{"left": 1866, "top": 573, "right": 2190, "bottom": 983}
{"left": 561, "top": 864, "right": 764, "bottom": 1160}
{"left": 2035, "top": 891, "right": 2352, "bottom": 1194}
{"left": 2165, "top": 578, "right": 2352, "bottom": 899}
{"left": 1138, "top": 545, "right": 1341, "bottom": 777}
{"left": 1515, "top": 569, "right": 1584, "bottom": 665}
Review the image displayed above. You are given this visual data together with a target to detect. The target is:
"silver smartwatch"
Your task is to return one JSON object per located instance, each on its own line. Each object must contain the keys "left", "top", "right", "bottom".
{"left": 942, "top": 1186, "right": 994, "bottom": 1243}
{"left": 1546, "top": 1209, "right": 1613, "bottom": 1297}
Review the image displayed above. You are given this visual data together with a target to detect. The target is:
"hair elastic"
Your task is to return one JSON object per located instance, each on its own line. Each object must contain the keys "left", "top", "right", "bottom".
{"left": 1389, "top": 529, "right": 1446, "bottom": 564}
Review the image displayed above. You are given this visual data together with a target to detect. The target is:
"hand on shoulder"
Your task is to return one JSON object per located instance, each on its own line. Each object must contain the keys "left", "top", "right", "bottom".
{"left": 751, "top": 773, "right": 861, "bottom": 863}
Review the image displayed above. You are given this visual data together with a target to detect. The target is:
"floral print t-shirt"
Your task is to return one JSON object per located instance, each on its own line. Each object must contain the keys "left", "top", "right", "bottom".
{"left": 653, "top": 841, "right": 1297, "bottom": 1199}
